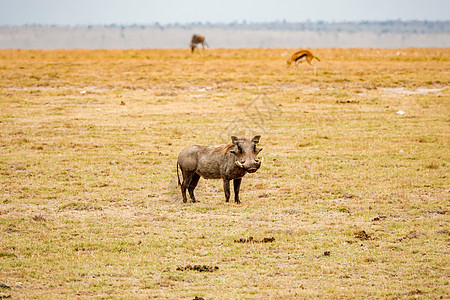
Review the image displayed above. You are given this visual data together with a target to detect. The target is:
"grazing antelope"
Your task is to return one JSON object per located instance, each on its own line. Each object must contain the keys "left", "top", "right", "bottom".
{"left": 190, "top": 34, "right": 208, "bottom": 53}
{"left": 287, "top": 50, "right": 320, "bottom": 76}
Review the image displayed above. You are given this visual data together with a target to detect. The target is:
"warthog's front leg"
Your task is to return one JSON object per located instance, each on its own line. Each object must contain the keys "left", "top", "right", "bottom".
{"left": 223, "top": 179, "right": 231, "bottom": 202}
{"left": 233, "top": 178, "right": 242, "bottom": 204}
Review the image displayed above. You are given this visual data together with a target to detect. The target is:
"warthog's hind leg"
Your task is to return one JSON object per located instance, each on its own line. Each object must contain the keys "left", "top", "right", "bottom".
{"left": 188, "top": 173, "right": 200, "bottom": 203}
{"left": 181, "top": 171, "right": 195, "bottom": 203}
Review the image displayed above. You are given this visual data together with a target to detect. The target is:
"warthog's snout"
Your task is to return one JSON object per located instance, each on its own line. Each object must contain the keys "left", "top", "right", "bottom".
{"left": 247, "top": 159, "right": 261, "bottom": 173}
{"left": 235, "top": 157, "right": 263, "bottom": 173}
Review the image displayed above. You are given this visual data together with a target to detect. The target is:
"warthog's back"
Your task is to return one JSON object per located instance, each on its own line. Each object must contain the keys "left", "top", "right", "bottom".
{"left": 178, "top": 145, "right": 225, "bottom": 179}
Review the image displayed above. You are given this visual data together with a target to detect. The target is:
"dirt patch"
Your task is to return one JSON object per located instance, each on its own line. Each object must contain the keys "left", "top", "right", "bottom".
{"left": 9, "top": 162, "right": 27, "bottom": 171}
{"left": 32, "top": 215, "right": 46, "bottom": 222}
{"left": 0, "top": 283, "right": 11, "bottom": 299}
{"left": 354, "top": 230, "right": 371, "bottom": 240}
{"left": 342, "top": 193, "right": 356, "bottom": 199}
{"left": 406, "top": 289, "right": 424, "bottom": 296}
{"left": 381, "top": 87, "right": 448, "bottom": 96}
{"left": 156, "top": 91, "right": 178, "bottom": 97}
{"left": 428, "top": 210, "right": 447, "bottom": 215}
{"left": 6, "top": 228, "right": 19, "bottom": 234}
{"left": 0, "top": 284, "right": 11, "bottom": 290}
{"left": 398, "top": 231, "right": 426, "bottom": 241}
{"left": 436, "top": 229, "right": 450, "bottom": 236}
{"left": 176, "top": 265, "right": 219, "bottom": 272}
{"left": 58, "top": 202, "right": 102, "bottom": 211}
{"left": 234, "top": 237, "right": 275, "bottom": 243}
{"left": 258, "top": 192, "right": 271, "bottom": 198}
{"left": 372, "top": 215, "right": 387, "bottom": 221}
{"left": 336, "top": 100, "right": 359, "bottom": 104}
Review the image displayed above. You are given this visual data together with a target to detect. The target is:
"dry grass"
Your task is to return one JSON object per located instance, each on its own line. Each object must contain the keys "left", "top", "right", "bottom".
{"left": 0, "top": 48, "right": 449, "bottom": 299}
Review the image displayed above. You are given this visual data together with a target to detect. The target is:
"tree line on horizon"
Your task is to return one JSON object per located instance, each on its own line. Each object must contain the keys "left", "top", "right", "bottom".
{"left": 8, "top": 20, "right": 450, "bottom": 34}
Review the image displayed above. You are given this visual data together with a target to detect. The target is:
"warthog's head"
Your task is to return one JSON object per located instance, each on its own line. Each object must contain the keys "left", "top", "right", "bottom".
{"left": 231, "top": 135, "right": 263, "bottom": 173}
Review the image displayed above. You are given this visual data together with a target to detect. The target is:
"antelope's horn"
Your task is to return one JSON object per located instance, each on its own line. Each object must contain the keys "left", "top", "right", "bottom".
{"left": 235, "top": 161, "right": 244, "bottom": 168}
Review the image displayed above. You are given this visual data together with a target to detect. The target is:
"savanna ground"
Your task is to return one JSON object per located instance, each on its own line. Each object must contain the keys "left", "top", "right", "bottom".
{"left": 0, "top": 48, "right": 449, "bottom": 299}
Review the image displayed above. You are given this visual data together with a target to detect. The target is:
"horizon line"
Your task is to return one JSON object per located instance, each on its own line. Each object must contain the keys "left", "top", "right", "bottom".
{"left": 2, "top": 19, "right": 450, "bottom": 27}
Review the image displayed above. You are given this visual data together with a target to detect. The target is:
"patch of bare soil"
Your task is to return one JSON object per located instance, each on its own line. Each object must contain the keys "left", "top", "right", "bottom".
{"left": 176, "top": 265, "right": 219, "bottom": 272}
{"left": 342, "top": 193, "right": 356, "bottom": 199}
{"left": 234, "top": 237, "right": 275, "bottom": 243}
{"left": 406, "top": 289, "right": 424, "bottom": 296}
{"left": 32, "top": 215, "right": 46, "bottom": 222}
{"left": 372, "top": 215, "right": 387, "bottom": 221}
{"left": 336, "top": 100, "right": 359, "bottom": 104}
{"left": 428, "top": 209, "right": 447, "bottom": 215}
{"left": 0, "top": 283, "right": 11, "bottom": 299}
{"left": 398, "top": 231, "right": 426, "bottom": 241}
{"left": 354, "top": 230, "right": 371, "bottom": 240}
{"left": 0, "top": 284, "right": 11, "bottom": 290}
{"left": 436, "top": 229, "right": 450, "bottom": 236}
{"left": 380, "top": 87, "right": 448, "bottom": 96}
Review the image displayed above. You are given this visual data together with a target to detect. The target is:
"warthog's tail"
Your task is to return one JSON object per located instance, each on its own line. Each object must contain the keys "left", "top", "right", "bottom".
{"left": 177, "top": 162, "right": 181, "bottom": 188}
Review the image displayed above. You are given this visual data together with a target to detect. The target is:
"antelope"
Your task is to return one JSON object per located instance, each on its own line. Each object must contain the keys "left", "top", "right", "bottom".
{"left": 190, "top": 34, "right": 208, "bottom": 53}
{"left": 287, "top": 50, "right": 320, "bottom": 76}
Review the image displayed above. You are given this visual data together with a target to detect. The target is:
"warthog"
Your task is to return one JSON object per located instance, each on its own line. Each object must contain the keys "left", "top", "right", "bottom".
{"left": 177, "top": 136, "right": 263, "bottom": 203}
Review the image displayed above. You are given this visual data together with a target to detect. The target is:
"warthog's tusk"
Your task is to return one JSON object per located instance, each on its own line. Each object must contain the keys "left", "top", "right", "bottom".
{"left": 260, "top": 157, "right": 264, "bottom": 165}
{"left": 235, "top": 161, "right": 244, "bottom": 168}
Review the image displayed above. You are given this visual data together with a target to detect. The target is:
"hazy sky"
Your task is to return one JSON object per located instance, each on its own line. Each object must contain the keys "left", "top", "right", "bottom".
{"left": 0, "top": 0, "right": 448, "bottom": 26}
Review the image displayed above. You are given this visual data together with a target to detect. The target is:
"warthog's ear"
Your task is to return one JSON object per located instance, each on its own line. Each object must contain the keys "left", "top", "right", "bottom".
{"left": 231, "top": 136, "right": 239, "bottom": 145}
{"left": 230, "top": 145, "right": 239, "bottom": 155}
{"left": 252, "top": 135, "right": 261, "bottom": 144}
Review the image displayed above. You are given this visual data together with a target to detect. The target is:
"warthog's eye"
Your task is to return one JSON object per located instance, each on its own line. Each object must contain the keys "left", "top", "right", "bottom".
{"left": 238, "top": 146, "right": 242, "bottom": 153}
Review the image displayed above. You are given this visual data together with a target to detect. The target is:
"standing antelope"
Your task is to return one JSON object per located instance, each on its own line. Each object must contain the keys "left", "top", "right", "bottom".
{"left": 190, "top": 34, "right": 208, "bottom": 53}
{"left": 287, "top": 50, "right": 320, "bottom": 76}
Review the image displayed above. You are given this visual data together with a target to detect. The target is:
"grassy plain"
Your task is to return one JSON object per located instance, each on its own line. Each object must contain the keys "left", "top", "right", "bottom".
{"left": 0, "top": 48, "right": 449, "bottom": 299}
